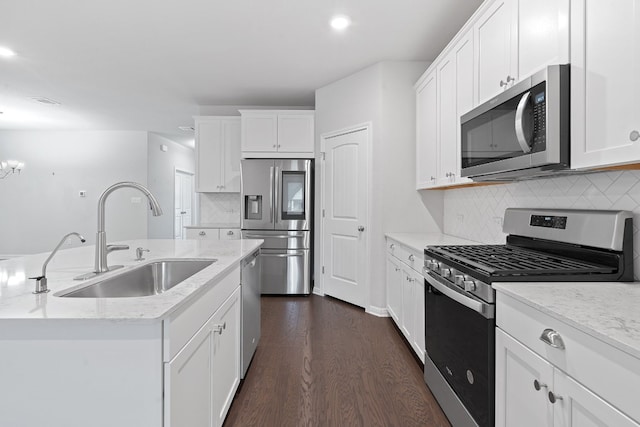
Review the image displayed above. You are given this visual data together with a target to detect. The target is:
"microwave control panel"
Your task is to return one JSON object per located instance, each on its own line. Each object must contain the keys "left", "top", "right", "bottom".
{"left": 531, "top": 82, "right": 546, "bottom": 151}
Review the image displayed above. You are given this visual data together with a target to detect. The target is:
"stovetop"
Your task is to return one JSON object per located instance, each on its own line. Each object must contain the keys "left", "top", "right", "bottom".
{"left": 426, "top": 244, "right": 615, "bottom": 277}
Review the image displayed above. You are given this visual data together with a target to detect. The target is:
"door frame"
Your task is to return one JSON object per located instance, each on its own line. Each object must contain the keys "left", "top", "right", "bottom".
{"left": 318, "top": 122, "right": 373, "bottom": 310}
{"left": 174, "top": 168, "right": 195, "bottom": 240}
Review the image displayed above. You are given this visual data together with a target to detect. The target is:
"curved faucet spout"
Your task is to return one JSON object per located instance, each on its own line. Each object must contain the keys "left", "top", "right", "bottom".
{"left": 94, "top": 181, "right": 162, "bottom": 273}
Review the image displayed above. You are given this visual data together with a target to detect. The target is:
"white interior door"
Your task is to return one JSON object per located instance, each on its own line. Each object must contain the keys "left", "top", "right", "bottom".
{"left": 322, "top": 127, "right": 368, "bottom": 308}
{"left": 175, "top": 171, "right": 194, "bottom": 239}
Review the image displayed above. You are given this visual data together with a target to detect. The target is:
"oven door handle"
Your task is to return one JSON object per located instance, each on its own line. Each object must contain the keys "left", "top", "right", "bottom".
{"left": 425, "top": 273, "right": 495, "bottom": 319}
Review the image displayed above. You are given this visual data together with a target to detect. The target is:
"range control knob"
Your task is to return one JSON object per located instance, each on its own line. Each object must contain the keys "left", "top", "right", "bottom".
{"left": 464, "top": 280, "right": 477, "bottom": 292}
{"left": 441, "top": 268, "right": 452, "bottom": 278}
{"left": 454, "top": 274, "right": 465, "bottom": 286}
{"left": 426, "top": 260, "right": 438, "bottom": 271}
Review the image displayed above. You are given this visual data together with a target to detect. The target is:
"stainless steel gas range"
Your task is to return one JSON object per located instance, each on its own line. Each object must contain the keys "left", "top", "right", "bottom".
{"left": 422, "top": 208, "right": 634, "bottom": 427}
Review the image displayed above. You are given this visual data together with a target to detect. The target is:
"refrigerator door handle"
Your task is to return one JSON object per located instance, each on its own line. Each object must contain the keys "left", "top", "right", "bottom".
{"left": 269, "top": 166, "right": 274, "bottom": 223}
{"left": 261, "top": 251, "right": 306, "bottom": 257}
{"left": 274, "top": 166, "right": 280, "bottom": 224}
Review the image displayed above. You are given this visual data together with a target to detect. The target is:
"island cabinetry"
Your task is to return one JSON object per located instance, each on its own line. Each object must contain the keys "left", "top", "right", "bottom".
{"left": 495, "top": 291, "right": 640, "bottom": 427}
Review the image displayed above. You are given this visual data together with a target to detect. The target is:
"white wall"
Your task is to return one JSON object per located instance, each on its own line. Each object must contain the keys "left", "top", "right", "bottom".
{"left": 443, "top": 170, "right": 640, "bottom": 280}
{"left": 0, "top": 130, "right": 148, "bottom": 256}
{"left": 315, "top": 61, "right": 442, "bottom": 312}
{"left": 147, "top": 133, "right": 195, "bottom": 239}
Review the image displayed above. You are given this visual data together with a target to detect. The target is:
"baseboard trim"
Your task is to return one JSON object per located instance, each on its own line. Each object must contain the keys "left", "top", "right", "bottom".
{"left": 366, "top": 305, "right": 389, "bottom": 317}
{"left": 312, "top": 288, "right": 325, "bottom": 297}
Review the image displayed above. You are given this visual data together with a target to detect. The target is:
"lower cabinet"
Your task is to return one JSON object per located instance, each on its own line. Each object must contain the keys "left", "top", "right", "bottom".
{"left": 495, "top": 292, "right": 640, "bottom": 427}
{"left": 186, "top": 228, "right": 241, "bottom": 241}
{"left": 386, "top": 237, "right": 425, "bottom": 362}
{"left": 165, "top": 281, "right": 241, "bottom": 427}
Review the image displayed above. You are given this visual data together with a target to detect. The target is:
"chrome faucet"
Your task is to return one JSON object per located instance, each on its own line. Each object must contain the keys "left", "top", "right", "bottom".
{"left": 30, "top": 232, "right": 86, "bottom": 294}
{"left": 93, "top": 182, "right": 162, "bottom": 274}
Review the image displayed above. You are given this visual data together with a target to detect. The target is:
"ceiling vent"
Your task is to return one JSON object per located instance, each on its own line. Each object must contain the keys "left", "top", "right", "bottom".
{"left": 31, "top": 97, "right": 61, "bottom": 105}
{"left": 178, "top": 126, "right": 195, "bottom": 132}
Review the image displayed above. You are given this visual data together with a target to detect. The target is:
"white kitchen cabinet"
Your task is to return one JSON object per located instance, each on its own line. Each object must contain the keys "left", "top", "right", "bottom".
{"left": 496, "top": 329, "right": 639, "bottom": 427}
{"left": 571, "top": 0, "right": 640, "bottom": 169}
{"left": 385, "top": 237, "right": 425, "bottom": 362}
{"left": 496, "top": 291, "right": 640, "bottom": 427}
{"left": 474, "top": 0, "right": 569, "bottom": 104}
{"left": 195, "top": 116, "right": 241, "bottom": 193}
{"left": 386, "top": 255, "right": 402, "bottom": 324}
{"left": 240, "top": 110, "right": 314, "bottom": 158}
{"left": 186, "top": 228, "right": 220, "bottom": 240}
{"left": 474, "top": 0, "right": 517, "bottom": 104}
{"left": 415, "top": 70, "right": 438, "bottom": 189}
{"left": 211, "top": 287, "right": 241, "bottom": 427}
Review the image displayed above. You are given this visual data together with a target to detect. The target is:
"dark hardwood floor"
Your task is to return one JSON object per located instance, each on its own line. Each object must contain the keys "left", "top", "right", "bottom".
{"left": 224, "top": 295, "right": 451, "bottom": 427}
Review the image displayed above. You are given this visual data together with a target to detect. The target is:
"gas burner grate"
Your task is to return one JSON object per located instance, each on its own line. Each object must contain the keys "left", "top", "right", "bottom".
{"left": 428, "top": 245, "right": 615, "bottom": 276}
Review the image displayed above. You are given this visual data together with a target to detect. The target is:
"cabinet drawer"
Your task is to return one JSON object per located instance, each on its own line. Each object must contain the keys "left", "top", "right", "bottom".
{"left": 163, "top": 265, "right": 240, "bottom": 361}
{"left": 185, "top": 228, "right": 220, "bottom": 240}
{"left": 497, "top": 293, "right": 640, "bottom": 422}
{"left": 387, "top": 239, "right": 421, "bottom": 273}
{"left": 219, "top": 228, "right": 240, "bottom": 240}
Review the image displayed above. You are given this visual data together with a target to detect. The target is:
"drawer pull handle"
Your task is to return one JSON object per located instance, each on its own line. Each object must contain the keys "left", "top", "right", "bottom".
{"left": 199, "top": 231, "right": 206, "bottom": 236}
{"left": 533, "top": 379, "right": 547, "bottom": 391}
{"left": 227, "top": 230, "right": 234, "bottom": 235}
{"left": 408, "top": 254, "right": 415, "bottom": 262}
{"left": 548, "top": 391, "right": 563, "bottom": 404}
{"left": 539, "top": 328, "right": 565, "bottom": 350}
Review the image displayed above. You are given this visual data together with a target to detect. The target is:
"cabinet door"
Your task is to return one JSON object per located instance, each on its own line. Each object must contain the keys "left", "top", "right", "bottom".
{"left": 165, "top": 323, "right": 213, "bottom": 427}
{"left": 415, "top": 70, "right": 438, "bottom": 189}
{"left": 454, "top": 32, "right": 475, "bottom": 186}
{"left": 411, "top": 270, "right": 426, "bottom": 363}
{"left": 475, "top": 0, "right": 517, "bottom": 104}
{"left": 186, "top": 228, "right": 220, "bottom": 240}
{"left": 496, "top": 329, "right": 554, "bottom": 427}
{"left": 222, "top": 119, "right": 241, "bottom": 192}
{"left": 437, "top": 52, "right": 458, "bottom": 186}
{"left": 517, "top": 0, "right": 570, "bottom": 79}
{"left": 196, "top": 119, "right": 223, "bottom": 192}
{"left": 571, "top": 0, "right": 640, "bottom": 169}
{"left": 386, "top": 254, "right": 402, "bottom": 324}
{"left": 241, "top": 113, "right": 278, "bottom": 153}
{"left": 277, "top": 114, "right": 314, "bottom": 153}
{"left": 219, "top": 228, "right": 240, "bottom": 240}
{"left": 553, "top": 371, "right": 640, "bottom": 427}
{"left": 400, "top": 268, "right": 414, "bottom": 342}
{"left": 212, "top": 287, "right": 241, "bottom": 427}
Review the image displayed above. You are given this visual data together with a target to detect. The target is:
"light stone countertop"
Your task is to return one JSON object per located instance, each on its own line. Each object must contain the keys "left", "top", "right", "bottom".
{"left": 184, "top": 223, "right": 241, "bottom": 229}
{"left": 0, "top": 239, "right": 262, "bottom": 322}
{"left": 493, "top": 282, "right": 640, "bottom": 360}
{"left": 385, "top": 232, "right": 480, "bottom": 253}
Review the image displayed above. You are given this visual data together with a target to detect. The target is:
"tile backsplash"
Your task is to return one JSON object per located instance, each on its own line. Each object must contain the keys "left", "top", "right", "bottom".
{"left": 199, "top": 193, "right": 241, "bottom": 224}
{"left": 444, "top": 170, "right": 640, "bottom": 279}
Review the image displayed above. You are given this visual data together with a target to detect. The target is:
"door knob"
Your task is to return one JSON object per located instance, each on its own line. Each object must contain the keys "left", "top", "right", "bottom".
{"left": 630, "top": 130, "right": 640, "bottom": 142}
{"left": 358, "top": 226, "right": 365, "bottom": 232}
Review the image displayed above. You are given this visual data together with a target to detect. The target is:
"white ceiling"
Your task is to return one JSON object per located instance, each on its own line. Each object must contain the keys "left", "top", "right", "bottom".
{"left": 0, "top": 0, "right": 483, "bottom": 145}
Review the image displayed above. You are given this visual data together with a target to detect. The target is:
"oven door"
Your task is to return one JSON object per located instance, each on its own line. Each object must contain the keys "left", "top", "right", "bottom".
{"left": 425, "top": 273, "right": 495, "bottom": 427}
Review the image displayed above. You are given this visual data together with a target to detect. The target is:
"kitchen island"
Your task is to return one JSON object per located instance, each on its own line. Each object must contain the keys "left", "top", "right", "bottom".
{"left": 0, "top": 238, "right": 262, "bottom": 427}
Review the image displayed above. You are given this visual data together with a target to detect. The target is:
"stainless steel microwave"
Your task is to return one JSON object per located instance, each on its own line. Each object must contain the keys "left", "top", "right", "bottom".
{"left": 460, "top": 64, "right": 570, "bottom": 181}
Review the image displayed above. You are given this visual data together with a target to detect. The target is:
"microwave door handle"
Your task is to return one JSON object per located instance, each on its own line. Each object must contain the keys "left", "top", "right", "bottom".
{"left": 515, "top": 91, "right": 532, "bottom": 153}
{"left": 269, "top": 166, "right": 274, "bottom": 223}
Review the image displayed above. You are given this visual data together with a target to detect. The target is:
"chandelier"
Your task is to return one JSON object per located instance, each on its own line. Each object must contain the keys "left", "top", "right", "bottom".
{"left": 0, "top": 160, "right": 24, "bottom": 179}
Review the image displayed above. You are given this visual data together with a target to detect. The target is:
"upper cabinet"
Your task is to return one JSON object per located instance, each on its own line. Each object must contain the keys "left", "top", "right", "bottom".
{"left": 571, "top": 0, "right": 640, "bottom": 169}
{"left": 240, "top": 110, "right": 315, "bottom": 158}
{"left": 195, "top": 116, "right": 241, "bottom": 193}
{"left": 415, "top": 0, "right": 570, "bottom": 189}
{"left": 475, "top": 0, "right": 569, "bottom": 104}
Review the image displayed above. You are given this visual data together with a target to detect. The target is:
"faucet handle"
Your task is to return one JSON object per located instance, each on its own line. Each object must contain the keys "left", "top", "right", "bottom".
{"left": 135, "top": 247, "right": 150, "bottom": 261}
{"left": 29, "top": 276, "right": 50, "bottom": 294}
{"left": 107, "top": 244, "right": 130, "bottom": 254}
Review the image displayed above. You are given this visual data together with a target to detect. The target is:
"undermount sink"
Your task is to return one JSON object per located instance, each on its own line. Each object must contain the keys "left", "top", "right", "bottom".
{"left": 58, "top": 259, "right": 216, "bottom": 298}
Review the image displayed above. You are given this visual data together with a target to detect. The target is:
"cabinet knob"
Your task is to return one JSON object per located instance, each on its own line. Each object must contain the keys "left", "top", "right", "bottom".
{"left": 630, "top": 130, "right": 640, "bottom": 142}
{"left": 430, "top": 176, "right": 436, "bottom": 182}
{"left": 227, "top": 230, "right": 234, "bottom": 235}
{"left": 539, "top": 328, "right": 565, "bottom": 350}
{"left": 533, "top": 379, "right": 547, "bottom": 391}
{"left": 500, "top": 80, "right": 508, "bottom": 87}
{"left": 389, "top": 243, "right": 395, "bottom": 250}
{"left": 548, "top": 391, "right": 563, "bottom": 404}
{"left": 213, "top": 322, "right": 226, "bottom": 334}
{"left": 506, "top": 75, "right": 515, "bottom": 83}
{"left": 199, "top": 231, "right": 206, "bottom": 236}
{"left": 273, "top": 144, "right": 276, "bottom": 148}
{"left": 408, "top": 254, "right": 415, "bottom": 262}
{"left": 395, "top": 267, "right": 400, "bottom": 272}
{"left": 358, "top": 225, "right": 365, "bottom": 232}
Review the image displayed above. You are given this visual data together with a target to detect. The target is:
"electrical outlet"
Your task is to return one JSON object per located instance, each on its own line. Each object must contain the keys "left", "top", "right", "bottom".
{"left": 493, "top": 216, "right": 503, "bottom": 227}
{"left": 456, "top": 214, "right": 464, "bottom": 224}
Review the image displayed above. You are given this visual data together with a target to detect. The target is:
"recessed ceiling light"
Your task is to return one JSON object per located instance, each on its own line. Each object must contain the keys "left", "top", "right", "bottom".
{"left": 178, "top": 126, "right": 195, "bottom": 132}
{"left": 330, "top": 15, "right": 351, "bottom": 31}
{"left": 0, "top": 46, "right": 16, "bottom": 58}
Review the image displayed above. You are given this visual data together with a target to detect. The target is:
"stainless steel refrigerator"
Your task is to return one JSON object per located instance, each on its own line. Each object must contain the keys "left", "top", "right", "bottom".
{"left": 240, "top": 159, "right": 313, "bottom": 294}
